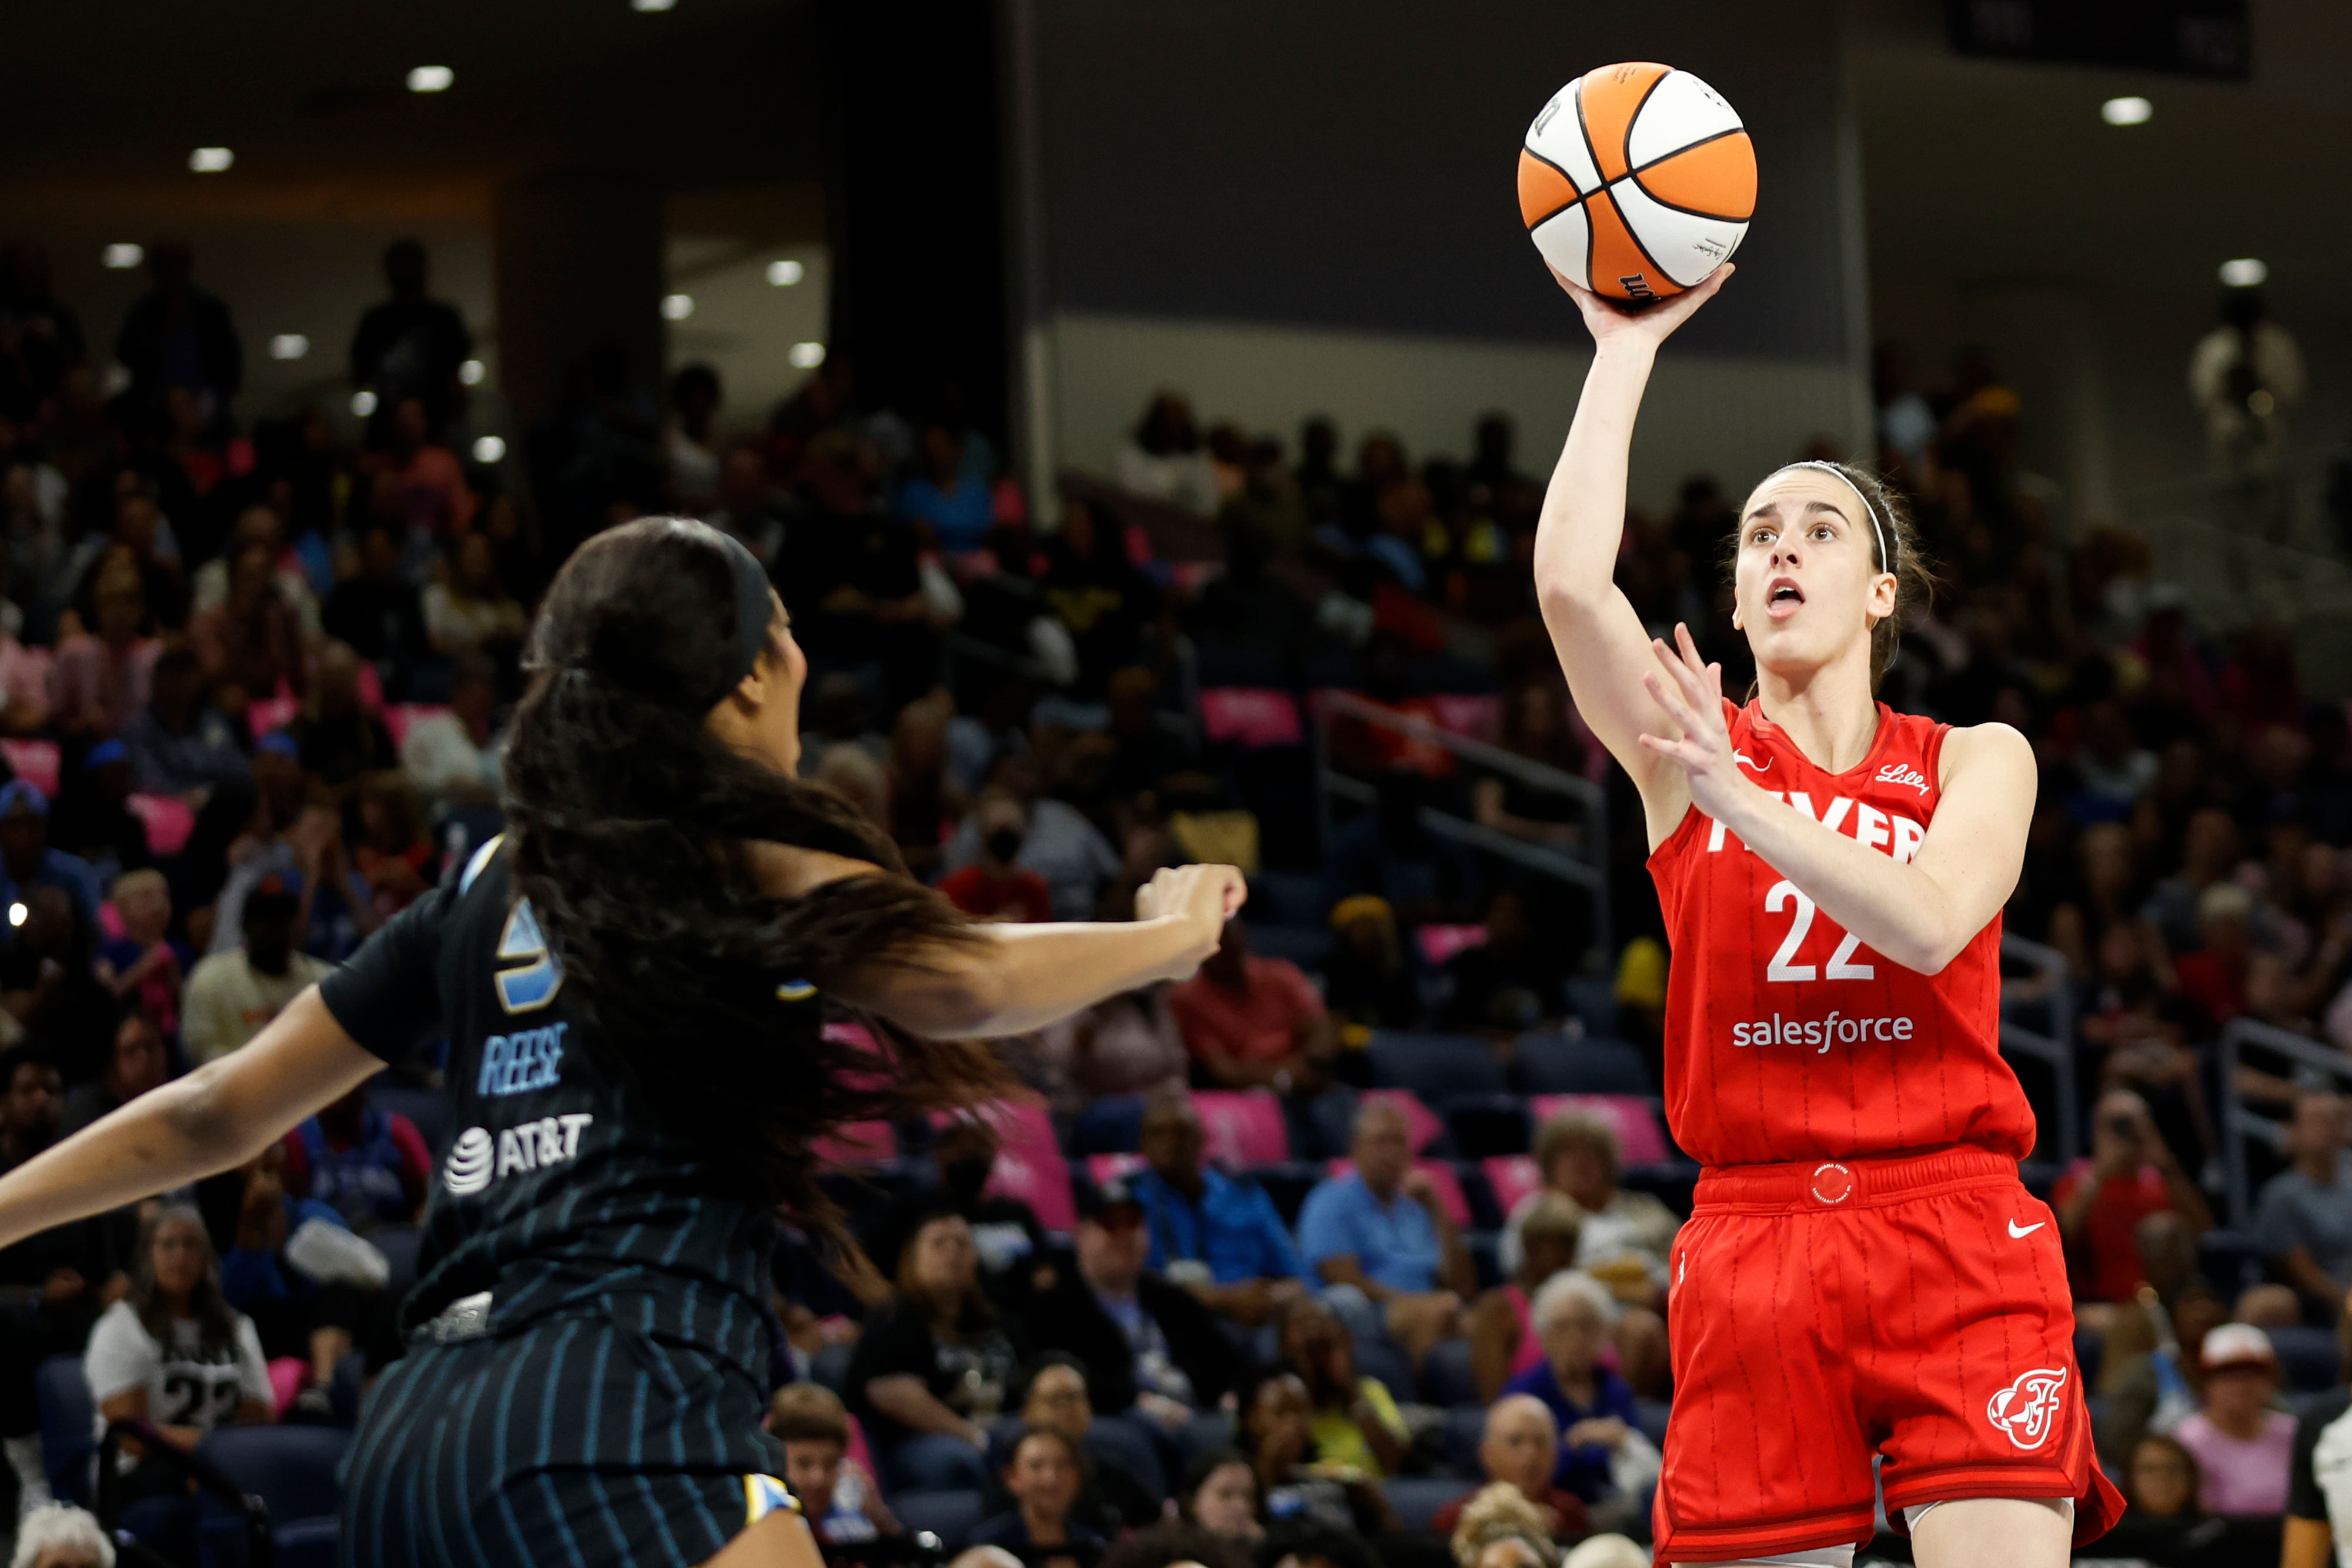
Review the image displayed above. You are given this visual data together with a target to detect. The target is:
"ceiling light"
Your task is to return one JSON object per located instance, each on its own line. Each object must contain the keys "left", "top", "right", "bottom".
{"left": 101, "top": 243, "right": 143, "bottom": 270}
{"left": 269, "top": 334, "right": 310, "bottom": 360}
{"left": 789, "top": 342, "right": 826, "bottom": 369}
{"left": 2100, "top": 96, "right": 2152, "bottom": 126}
{"left": 766, "top": 259, "right": 805, "bottom": 287}
{"left": 661, "top": 293, "right": 694, "bottom": 320}
{"left": 351, "top": 390, "right": 379, "bottom": 417}
{"left": 407, "top": 65, "right": 455, "bottom": 93}
{"left": 189, "top": 146, "right": 235, "bottom": 173}
{"left": 2219, "top": 258, "right": 2268, "bottom": 287}
{"left": 459, "top": 359, "right": 486, "bottom": 386}
{"left": 632, "top": 0, "right": 677, "bottom": 11}
{"left": 8, "top": 902, "right": 24, "bottom": 928}
{"left": 472, "top": 435, "right": 507, "bottom": 463}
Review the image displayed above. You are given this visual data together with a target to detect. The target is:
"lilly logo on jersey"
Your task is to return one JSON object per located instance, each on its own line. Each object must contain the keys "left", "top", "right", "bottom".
{"left": 1985, "top": 1365, "right": 2069, "bottom": 1450}
{"left": 442, "top": 1114, "right": 594, "bottom": 1195}
{"left": 1875, "top": 763, "right": 1932, "bottom": 797}
{"left": 476, "top": 1022, "right": 568, "bottom": 1098}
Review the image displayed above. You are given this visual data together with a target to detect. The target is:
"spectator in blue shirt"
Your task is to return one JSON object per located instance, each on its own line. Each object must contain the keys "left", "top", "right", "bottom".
{"left": 1501, "top": 1272, "right": 1657, "bottom": 1522}
{"left": 897, "top": 423, "right": 996, "bottom": 553}
{"left": 1131, "top": 1090, "right": 1303, "bottom": 1329}
{"left": 0, "top": 780, "right": 102, "bottom": 937}
{"left": 1296, "top": 1096, "right": 1474, "bottom": 1369}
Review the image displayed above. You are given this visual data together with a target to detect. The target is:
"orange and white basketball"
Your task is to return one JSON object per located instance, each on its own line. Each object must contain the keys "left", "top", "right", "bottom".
{"left": 1518, "top": 62, "right": 1756, "bottom": 302}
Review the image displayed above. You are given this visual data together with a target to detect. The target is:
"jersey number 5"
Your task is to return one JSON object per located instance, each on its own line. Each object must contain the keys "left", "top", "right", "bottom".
{"left": 1763, "top": 880, "right": 1874, "bottom": 982}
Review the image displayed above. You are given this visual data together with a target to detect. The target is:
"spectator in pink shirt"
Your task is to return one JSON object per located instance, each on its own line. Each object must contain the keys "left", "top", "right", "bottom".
{"left": 368, "top": 395, "right": 475, "bottom": 539}
{"left": 2172, "top": 1322, "right": 2296, "bottom": 1516}
{"left": 50, "top": 552, "right": 159, "bottom": 738}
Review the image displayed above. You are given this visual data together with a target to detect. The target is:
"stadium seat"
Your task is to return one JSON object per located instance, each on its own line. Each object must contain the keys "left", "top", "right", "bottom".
{"left": 1352, "top": 1335, "right": 1416, "bottom": 1406}
{"left": 1421, "top": 1336, "right": 1481, "bottom": 1407}
{"left": 892, "top": 1490, "right": 983, "bottom": 1550}
{"left": 2271, "top": 1325, "right": 2342, "bottom": 1392}
{"left": 1359, "top": 1088, "right": 1446, "bottom": 1154}
{"left": 1513, "top": 1032, "right": 1649, "bottom": 1095}
{"left": 34, "top": 1353, "right": 94, "bottom": 1505}
{"left": 1441, "top": 1405, "right": 1486, "bottom": 1470}
{"left": 369, "top": 1079, "right": 450, "bottom": 1157}
{"left": 1191, "top": 1090, "right": 1293, "bottom": 1166}
{"left": 1526, "top": 1094, "right": 1669, "bottom": 1164}
{"left": 1080, "top": 1153, "right": 1148, "bottom": 1189}
{"left": 936, "top": 1101, "right": 1075, "bottom": 1231}
{"left": 2197, "top": 1229, "right": 2268, "bottom": 1300}
{"left": 1563, "top": 981, "right": 1619, "bottom": 1035}
{"left": 1368, "top": 1032, "right": 1506, "bottom": 1097}
{"left": 1442, "top": 1095, "right": 1532, "bottom": 1158}
{"left": 1384, "top": 1476, "right": 1475, "bottom": 1532}
{"left": 1482, "top": 1155, "right": 1542, "bottom": 1217}
{"left": 810, "top": 1340, "right": 856, "bottom": 1396}
{"left": 1621, "top": 1164, "right": 1698, "bottom": 1215}
{"left": 197, "top": 1425, "right": 350, "bottom": 1568}
{"left": 1464, "top": 1229, "right": 1502, "bottom": 1291}
{"left": 1069, "top": 1094, "right": 1148, "bottom": 1156}
{"left": 370, "top": 1223, "right": 424, "bottom": 1299}
{"left": 2073, "top": 1325, "right": 2103, "bottom": 1389}
{"left": 1247, "top": 923, "right": 1335, "bottom": 972}
{"left": 1242, "top": 1162, "right": 1324, "bottom": 1228}
{"left": 1247, "top": 871, "right": 1330, "bottom": 927}
{"left": 1454, "top": 1166, "right": 1504, "bottom": 1231}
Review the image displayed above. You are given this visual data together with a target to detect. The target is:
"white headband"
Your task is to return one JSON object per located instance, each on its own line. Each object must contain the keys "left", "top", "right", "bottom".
{"left": 1778, "top": 460, "right": 1894, "bottom": 573}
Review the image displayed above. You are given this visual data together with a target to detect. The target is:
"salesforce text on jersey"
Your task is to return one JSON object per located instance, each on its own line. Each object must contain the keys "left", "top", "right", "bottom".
{"left": 1731, "top": 1012, "right": 1916, "bottom": 1053}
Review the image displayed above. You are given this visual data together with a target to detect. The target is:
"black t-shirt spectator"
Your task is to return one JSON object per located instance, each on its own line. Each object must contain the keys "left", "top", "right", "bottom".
{"left": 323, "top": 576, "right": 430, "bottom": 695}
{"left": 841, "top": 1293, "right": 1019, "bottom": 1451}
{"left": 1021, "top": 1267, "right": 1238, "bottom": 1416}
{"left": 2291, "top": 1386, "right": 2352, "bottom": 1534}
{"left": 296, "top": 709, "right": 399, "bottom": 790}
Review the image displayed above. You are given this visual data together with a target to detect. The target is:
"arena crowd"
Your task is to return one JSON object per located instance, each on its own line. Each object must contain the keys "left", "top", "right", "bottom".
{"left": 0, "top": 235, "right": 2346, "bottom": 1568}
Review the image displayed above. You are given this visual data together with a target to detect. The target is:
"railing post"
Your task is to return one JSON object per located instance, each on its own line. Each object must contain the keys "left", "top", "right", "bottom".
{"left": 2220, "top": 1025, "right": 2247, "bottom": 1227}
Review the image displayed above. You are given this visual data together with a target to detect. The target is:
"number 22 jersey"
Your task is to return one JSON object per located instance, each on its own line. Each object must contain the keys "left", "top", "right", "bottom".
{"left": 1645, "top": 698, "right": 2036, "bottom": 1168}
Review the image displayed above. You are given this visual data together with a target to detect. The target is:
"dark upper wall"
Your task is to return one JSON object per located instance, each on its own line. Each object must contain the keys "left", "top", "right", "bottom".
{"left": 1026, "top": 0, "right": 1857, "bottom": 363}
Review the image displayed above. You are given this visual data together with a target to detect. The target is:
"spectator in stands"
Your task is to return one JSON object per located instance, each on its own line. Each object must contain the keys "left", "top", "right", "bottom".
{"left": 350, "top": 773, "right": 432, "bottom": 917}
{"left": 1103, "top": 667, "right": 1192, "bottom": 804}
{"left": 189, "top": 506, "right": 318, "bottom": 638}
{"left": 1439, "top": 887, "right": 1565, "bottom": 1032}
{"left": 1115, "top": 393, "right": 1218, "bottom": 518}
{"left": 972, "top": 1425, "right": 1105, "bottom": 1568}
{"left": 51, "top": 740, "right": 152, "bottom": 889}
{"left": 861, "top": 1116, "right": 1053, "bottom": 1311}
{"left": 350, "top": 239, "right": 472, "bottom": 437}
{"left": 2258, "top": 1088, "right": 2352, "bottom": 1319}
{"left": 2, "top": 888, "right": 119, "bottom": 1085}
{"left": 1131, "top": 1091, "right": 1305, "bottom": 1328}
{"left": 0, "top": 1047, "right": 61, "bottom": 1174}
{"left": 703, "top": 447, "right": 787, "bottom": 571}
{"left": 997, "top": 1355, "right": 1162, "bottom": 1532}
{"left": 1472, "top": 685, "right": 1587, "bottom": 851}
{"left": 293, "top": 640, "right": 397, "bottom": 795}
{"left": 2173, "top": 1322, "right": 2295, "bottom": 1516}
{"left": 1039, "top": 500, "right": 1160, "bottom": 701}
{"left": 1431, "top": 1395, "right": 1593, "bottom": 1541}
{"left": 941, "top": 791, "right": 1055, "bottom": 923}
{"left": 60, "top": 1013, "right": 169, "bottom": 1135}
{"left": 2056, "top": 1089, "right": 2213, "bottom": 1312}
{"left": 1026, "top": 1174, "right": 1235, "bottom": 1430}
{"left": 1501, "top": 1113, "right": 1679, "bottom": 1305}
{"left": 216, "top": 1137, "right": 392, "bottom": 1416}
{"left": 1241, "top": 1369, "right": 1397, "bottom": 1535}
{"left": 885, "top": 697, "right": 962, "bottom": 881}
{"left": 940, "top": 755, "right": 1120, "bottom": 921}
{"left": 846, "top": 1209, "right": 1021, "bottom": 1493}
{"left": 1472, "top": 1191, "right": 1583, "bottom": 1402}
{"left": 423, "top": 531, "right": 527, "bottom": 664}
{"left": 900, "top": 423, "right": 996, "bottom": 554}
{"left": 285, "top": 1080, "right": 429, "bottom": 1232}
{"left": 122, "top": 642, "right": 250, "bottom": 801}
{"left": 190, "top": 540, "right": 303, "bottom": 714}
{"left": 2286, "top": 1300, "right": 2352, "bottom": 1568}
{"left": 322, "top": 523, "right": 430, "bottom": 701}
{"left": 112, "top": 240, "right": 242, "bottom": 422}
{"left": 9, "top": 1503, "right": 117, "bottom": 1568}
{"left": 0, "top": 571, "right": 54, "bottom": 735}
{"left": 766, "top": 1382, "right": 900, "bottom": 1548}
{"left": 2144, "top": 807, "right": 2241, "bottom": 959}
{"left": 660, "top": 365, "right": 724, "bottom": 515}
{"left": 85, "top": 1205, "right": 273, "bottom": 1549}
{"left": 51, "top": 553, "right": 161, "bottom": 740}
{"left": 400, "top": 653, "right": 502, "bottom": 806}
{"left": 1037, "top": 981, "right": 1187, "bottom": 1114}
{"left": 1502, "top": 1273, "right": 1656, "bottom": 1520}
{"left": 1268, "top": 1294, "right": 1407, "bottom": 1476}
{"left": 210, "top": 790, "right": 378, "bottom": 961}
{"left": 1446, "top": 1482, "right": 1558, "bottom": 1568}
{"left": 1178, "top": 1451, "right": 1262, "bottom": 1544}
{"left": 2174, "top": 881, "right": 2256, "bottom": 1026}
{"left": 1321, "top": 895, "right": 1418, "bottom": 1031}
{"left": 1298, "top": 1098, "right": 1474, "bottom": 1367}
{"left": 1171, "top": 918, "right": 1337, "bottom": 1099}
{"left": 0, "top": 781, "right": 101, "bottom": 935}
{"left": 181, "top": 874, "right": 331, "bottom": 1065}
{"left": 2098, "top": 1434, "right": 2209, "bottom": 1561}
{"left": 369, "top": 395, "right": 475, "bottom": 539}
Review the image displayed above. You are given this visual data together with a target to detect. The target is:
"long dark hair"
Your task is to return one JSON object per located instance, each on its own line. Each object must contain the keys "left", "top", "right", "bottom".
{"left": 502, "top": 517, "right": 1005, "bottom": 1247}
{"left": 130, "top": 1203, "right": 242, "bottom": 1359}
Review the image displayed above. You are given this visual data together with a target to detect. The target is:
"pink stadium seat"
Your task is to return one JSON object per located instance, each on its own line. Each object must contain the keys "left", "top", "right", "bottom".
{"left": 383, "top": 703, "right": 449, "bottom": 748}
{"left": 1415, "top": 924, "right": 1488, "bottom": 968}
{"left": 1528, "top": 1094, "right": 1671, "bottom": 1166}
{"left": 813, "top": 1121, "right": 897, "bottom": 1168}
{"left": 0, "top": 740, "right": 59, "bottom": 798}
{"left": 933, "top": 1099, "right": 1075, "bottom": 1232}
{"left": 1198, "top": 688, "right": 1303, "bottom": 748}
{"left": 1190, "top": 1089, "right": 1291, "bottom": 1166}
{"left": 1084, "top": 1152, "right": 1148, "bottom": 1186}
{"left": 1427, "top": 694, "right": 1502, "bottom": 744}
{"left": 126, "top": 793, "right": 195, "bottom": 856}
{"left": 246, "top": 695, "right": 299, "bottom": 741}
{"left": 1324, "top": 1157, "right": 1472, "bottom": 1227}
{"left": 1483, "top": 1155, "right": 1543, "bottom": 1214}
{"left": 1359, "top": 1088, "right": 1443, "bottom": 1154}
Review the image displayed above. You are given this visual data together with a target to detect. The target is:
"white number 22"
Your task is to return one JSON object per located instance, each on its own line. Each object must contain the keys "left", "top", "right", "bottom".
{"left": 1763, "top": 880, "right": 1874, "bottom": 983}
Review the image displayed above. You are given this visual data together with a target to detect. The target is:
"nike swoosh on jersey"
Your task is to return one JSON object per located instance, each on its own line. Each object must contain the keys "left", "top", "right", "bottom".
{"left": 1734, "top": 751, "right": 1770, "bottom": 773}
{"left": 2007, "top": 1219, "right": 2045, "bottom": 1239}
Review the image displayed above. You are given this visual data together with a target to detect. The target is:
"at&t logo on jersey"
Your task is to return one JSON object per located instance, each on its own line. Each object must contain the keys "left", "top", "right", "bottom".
{"left": 443, "top": 1115, "right": 594, "bottom": 1195}
{"left": 1986, "top": 1365, "right": 2068, "bottom": 1450}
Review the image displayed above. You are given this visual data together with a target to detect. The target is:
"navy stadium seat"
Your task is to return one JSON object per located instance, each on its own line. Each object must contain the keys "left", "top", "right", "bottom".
{"left": 1513, "top": 1031, "right": 1650, "bottom": 1095}
{"left": 1563, "top": 980, "right": 1619, "bottom": 1035}
{"left": 810, "top": 1340, "right": 856, "bottom": 1397}
{"left": 1453, "top": 1165, "right": 1504, "bottom": 1231}
{"left": 1384, "top": 1476, "right": 1475, "bottom": 1531}
{"left": 1351, "top": 1335, "right": 1416, "bottom": 1406}
{"left": 1464, "top": 1229, "right": 1502, "bottom": 1292}
{"left": 1069, "top": 1093, "right": 1147, "bottom": 1155}
{"left": 34, "top": 1353, "right": 94, "bottom": 1506}
{"left": 1368, "top": 1032, "right": 1506, "bottom": 1097}
{"left": 892, "top": 1490, "right": 984, "bottom": 1550}
{"left": 1248, "top": 924, "right": 1335, "bottom": 972}
{"left": 196, "top": 1425, "right": 349, "bottom": 1568}
{"left": 2197, "top": 1229, "right": 2267, "bottom": 1300}
{"left": 1442, "top": 1094, "right": 1531, "bottom": 1158}
{"left": 1421, "top": 1336, "right": 1481, "bottom": 1407}
{"left": 1621, "top": 1163, "right": 1698, "bottom": 1216}
{"left": 2073, "top": 1325, "right": 2103, "bottom": 1389}
{"left": 1441, "top": 1405, "right": 1487, "bottom": 1471}
{"left": 369, "top": 1080, "right": 451, "bottom": 1157}
{"left": 1247, "top": 871, "right": 1329, "bottom": 927}
{"left": 1245, "top": 1162, "right": 1325, "bottom": 1228}
{"left": 370, "top": 1223, "right": 425, "bottom": 1300}
{"left": 2271, "top": 1325, "right": 2342, "bottom": 1392}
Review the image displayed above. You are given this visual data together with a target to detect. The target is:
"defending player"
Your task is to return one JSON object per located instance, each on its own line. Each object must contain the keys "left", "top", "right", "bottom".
{"left": 1534, "top": 264, "right": 2124, "bottom": 1567}
{"left": 0, "top": 517, "right": 1247, "bottom": 1568}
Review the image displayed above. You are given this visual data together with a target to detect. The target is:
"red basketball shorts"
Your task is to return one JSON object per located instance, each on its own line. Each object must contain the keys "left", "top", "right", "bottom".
{"left": 1651, "top": 1147, "right": 2126, "bottom": 1563}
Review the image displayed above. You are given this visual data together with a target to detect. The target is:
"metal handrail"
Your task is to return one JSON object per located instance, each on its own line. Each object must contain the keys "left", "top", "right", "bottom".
{"left": 1312, "top": 689, "right": 1612, "bottom": 968}
{"left": 1991, "top": 935, "right": 2079, "bottom": 1168}
{"left": 96, "top": 1419, "right": 273, "bottom": 1565}
{"left": 2216, "top": 1017, "right": 2352, "bottom": 1225}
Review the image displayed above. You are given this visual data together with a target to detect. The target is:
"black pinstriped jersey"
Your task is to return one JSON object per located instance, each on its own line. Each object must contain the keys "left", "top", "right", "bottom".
{"left": 318, "top": 837, "right": 790, "bottom": 1375}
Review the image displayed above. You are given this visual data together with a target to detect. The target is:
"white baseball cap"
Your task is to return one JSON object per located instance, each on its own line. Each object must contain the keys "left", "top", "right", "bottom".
{"left": 2200, "top": 1322, "right": 2277, "bottom": 1371}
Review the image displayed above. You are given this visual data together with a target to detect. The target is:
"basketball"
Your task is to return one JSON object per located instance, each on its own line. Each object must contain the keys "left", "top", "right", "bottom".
{"left": 1518, "top": 61, "right": 1757, "bottom": 302}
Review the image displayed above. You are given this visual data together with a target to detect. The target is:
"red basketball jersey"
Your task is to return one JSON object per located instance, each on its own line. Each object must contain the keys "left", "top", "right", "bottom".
{"left": 1645, "top": 698, "right": 2037, "bottom": 1166}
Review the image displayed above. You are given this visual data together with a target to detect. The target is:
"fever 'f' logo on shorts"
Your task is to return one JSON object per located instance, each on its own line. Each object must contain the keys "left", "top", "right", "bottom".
{"left": 1985, "top": 1365, "right": 2069, "bottom": 1450}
